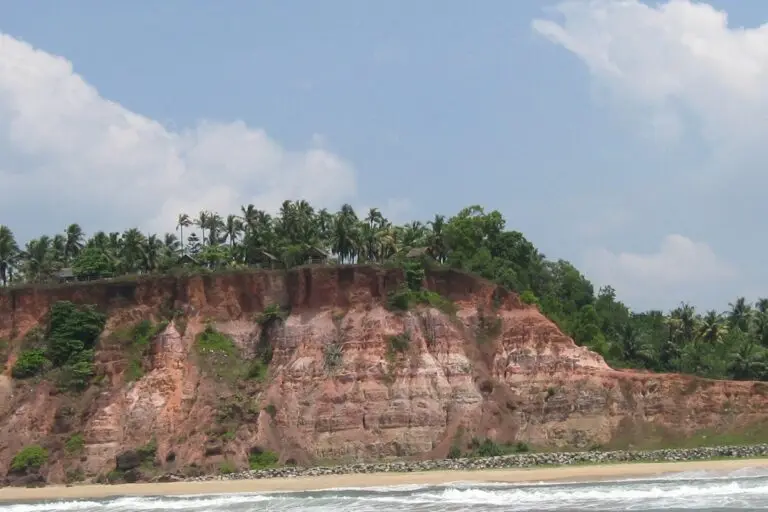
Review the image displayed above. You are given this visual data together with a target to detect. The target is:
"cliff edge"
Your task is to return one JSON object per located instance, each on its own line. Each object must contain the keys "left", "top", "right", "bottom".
{"left": 0, "top": 265, "right": 766, "bottom": 484}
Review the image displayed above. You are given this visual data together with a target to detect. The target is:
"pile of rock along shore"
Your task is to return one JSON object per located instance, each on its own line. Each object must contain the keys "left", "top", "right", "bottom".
{"left": 176, "top": 444, "right": 768, "bottom": 482}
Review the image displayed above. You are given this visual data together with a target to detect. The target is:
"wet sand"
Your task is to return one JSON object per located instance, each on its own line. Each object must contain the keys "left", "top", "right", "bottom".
{"left": 1, "top": 458, "right": 767, "bottom": 503}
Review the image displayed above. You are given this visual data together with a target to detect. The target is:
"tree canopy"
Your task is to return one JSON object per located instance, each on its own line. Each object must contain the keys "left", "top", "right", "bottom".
{"left": 1, "top": 200, "right": 766, "bottom": 381}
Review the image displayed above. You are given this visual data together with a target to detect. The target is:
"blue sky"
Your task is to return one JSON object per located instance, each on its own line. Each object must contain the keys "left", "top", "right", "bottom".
{"left": 1, "top": 0, "right": 767, "bottom": 312}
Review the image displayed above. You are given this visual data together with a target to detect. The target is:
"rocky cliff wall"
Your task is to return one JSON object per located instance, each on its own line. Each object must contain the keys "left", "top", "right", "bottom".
{"left": 0, "top": 265, "right": 767, "bottom": 484}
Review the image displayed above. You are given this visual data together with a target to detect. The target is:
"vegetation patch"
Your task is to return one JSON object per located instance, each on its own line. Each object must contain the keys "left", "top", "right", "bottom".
{"left": 0, "top": 338, "right": 8, "bottom": 371}
{"left": 447, "top": 427, "right": 465, "bottom": 459}
{"left": 114, "top": 319, "right": 168, "bottom": 381}
{"left": 263, "top": 403, "right": 277, "bottom": 419}
{"left": 197, "top": 323, "right": 237, "bottom": 356}
{"left": 468, "top": 438, "right": 530, "bottom": 457}
{"left": 65, "top": 433, "right": 85, "bottom": 455}
{"left": 519, "top": 290, "right": 539, "bottom": 306}
{"left": 219, "top": 460, "right": 237, "bottom": 474}
{"left": 10, "top": 445, "right": 48, "bottom": 473}
{"left": 9, "top": 302, "right": 106, "bottom": 391}
{"left": 12, "top": 349, "right": 49, "bottom": 378}
{"left": 47, "top": 301, "right": 106, "bottom": 367}
{"left": 386, "top": 286, "right": 455, "bottom": 315}
{"left": 386, "top": 260, "right": 456, "bottom": 315}
{"left": 255, "top": 303, "right": 288, "bottom": 327}
{"left": 386, "top": 330, "right": 411, "bottom": 365}
{"left": 323, "top": 343, "right": 343, "bottom": 374}
{"left": 248, "top": 447, "right": 279, "bottom": 470}
{"left": 195, "top": 323, "right": 246, "bottom": 382}
{"left": 251, "top": 303, "right": 288, "bottom": 379}
{"left": 65, "top": 468, "right": 85, "bottom": 483}
{"left": 21, "top": 327, "right": 45, "bottom": 348}
{"left": 215, "top": 393, "right": 260, "bottom": 426}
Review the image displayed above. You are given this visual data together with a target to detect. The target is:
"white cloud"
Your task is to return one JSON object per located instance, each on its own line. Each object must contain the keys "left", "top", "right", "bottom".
{"left": 583, "top": 234, "right": 735, "bottom": 309}
{"left": 531, "top": 0, "right": 768, "bottom": 308}
{"left": 532, "top": 0, "right": 768, "bottom": 156}
{"left": 0, "top": 33, "right": 357, "bottom": 240}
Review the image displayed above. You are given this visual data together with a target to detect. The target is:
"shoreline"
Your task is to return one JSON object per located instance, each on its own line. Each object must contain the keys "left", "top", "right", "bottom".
{"left": 1, "top": 458, "right": 767, "bottom": 503}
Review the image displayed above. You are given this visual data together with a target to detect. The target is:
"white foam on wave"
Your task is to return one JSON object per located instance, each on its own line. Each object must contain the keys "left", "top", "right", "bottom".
{"left": 354, "top": 478, "right": 768, "bottom": 509}
{"left": 0, "top": 494, "right": 270, "bottom": 512}
{"left": 0, "top": 502, "right": 104, "bottom": 512}
{"left": 6, "top": 466, "right": 768, "bottom": 512}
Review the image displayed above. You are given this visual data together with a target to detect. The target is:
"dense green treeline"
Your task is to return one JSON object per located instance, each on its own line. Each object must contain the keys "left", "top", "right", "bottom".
{"left": 1, "top": 201, "right": 767, "bottom": 381}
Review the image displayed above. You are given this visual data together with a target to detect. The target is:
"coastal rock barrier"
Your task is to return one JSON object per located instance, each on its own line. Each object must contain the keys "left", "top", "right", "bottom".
{"left": 172, "top": 444, "right": 768, "bottom": 483}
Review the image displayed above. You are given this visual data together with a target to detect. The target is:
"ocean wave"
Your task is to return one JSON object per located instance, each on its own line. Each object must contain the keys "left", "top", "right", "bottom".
{"left": 6, "top": 466, "right": 768, "bottom": 511}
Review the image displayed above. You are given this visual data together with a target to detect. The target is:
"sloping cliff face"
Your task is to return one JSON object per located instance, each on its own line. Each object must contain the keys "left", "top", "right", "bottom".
{"left": 0, "top": 266, "right": 767, "bottom": 484}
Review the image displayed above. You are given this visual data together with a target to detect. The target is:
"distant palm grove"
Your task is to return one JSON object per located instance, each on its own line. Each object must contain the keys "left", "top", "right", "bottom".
{"left": 0, "top": 200, "right": 767, "bottom": 382}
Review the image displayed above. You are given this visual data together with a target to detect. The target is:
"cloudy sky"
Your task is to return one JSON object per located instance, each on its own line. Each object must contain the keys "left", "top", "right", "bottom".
{"left": 1, "top": 0, "right": 766, "bottom": 312}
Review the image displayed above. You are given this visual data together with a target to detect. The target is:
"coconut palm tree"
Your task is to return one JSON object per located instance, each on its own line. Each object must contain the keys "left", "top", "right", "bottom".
{"left": 728, "top": 297, "right": 752, "bottom": 332}
{"left": 63, "top": 223, "right": 85, "bottom": 264}
{"left": 120, "top": 228, "right": 146, "bottom": 273}
{"left": 427, "top": 214, "right": 447, "bottom": 262}
{"left": 164, "top": 233, "right": 181, "bottom": 255}
{"left": 698, "top": 310, "right": 727, "bottom": 345}
{"left": 0, "top": 225, "right": 19, "bottom": 286}
{"left": 332, "top": 204, "right": 359, "bottom": 264}
{"left": 224, "top": 214, "right": 243, "bottom": 249}
{"left": 176, "top": 213, "right": 192, "bottom": 255}
{"left": 196, "top": 211, "right": 211, "bottom": 247}
{"left": 22, "top": 236, "right": 55, "bottom": 282}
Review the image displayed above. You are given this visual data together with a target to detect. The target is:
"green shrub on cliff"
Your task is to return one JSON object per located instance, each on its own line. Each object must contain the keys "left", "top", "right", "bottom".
{"left": 386, "top": 286, "right": 455, "bottom": 315}
{"left": 123, "top": 319, "right": 168, "bottom": 381}
{"left": 65, "top": 433, "right": 85, "bottom": 455}
{"left": 46, "top": 301, "right": 106, "bottom": 366}
{"left": 11, "top": 349, "right": 49, "bottom": 378}
{"left": 10, "top": 445, "right": 48, "bottom": 473}
{"left": 195, "top": 324, "right": 245, "bottom": 382}
{"left": 197, "top": 324, "right": 237, "bottom": 356}
{"left": 255, "top": 304, "right": 288, "bottom": 327}
{"left": 56, "top": 350, "right": 96, "bottom": 391}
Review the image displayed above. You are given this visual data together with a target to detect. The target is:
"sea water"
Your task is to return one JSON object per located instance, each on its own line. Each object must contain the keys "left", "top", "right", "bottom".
{"left": 4, "top": 466, "right": 768, "bottom": 511}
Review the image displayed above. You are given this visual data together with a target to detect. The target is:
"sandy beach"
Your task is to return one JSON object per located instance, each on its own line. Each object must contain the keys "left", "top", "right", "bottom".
{"left": 0, "top": 458, "right": 766, "bottom": 503}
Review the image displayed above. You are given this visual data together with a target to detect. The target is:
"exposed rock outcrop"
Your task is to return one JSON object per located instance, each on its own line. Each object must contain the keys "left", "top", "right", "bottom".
{"left": 0, "top": 265, "right": 766, "bottom": 484}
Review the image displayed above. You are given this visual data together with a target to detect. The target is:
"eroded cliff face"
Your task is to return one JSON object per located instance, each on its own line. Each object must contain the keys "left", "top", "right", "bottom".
{"left": 0, "top": 266, "right": 766, "bottom": 484}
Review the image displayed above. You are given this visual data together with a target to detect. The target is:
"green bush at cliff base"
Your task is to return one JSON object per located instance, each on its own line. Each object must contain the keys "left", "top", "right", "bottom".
{"left": 10, "top": 445, "right": 48, "bottom": 473}
{"left": 469, "top": 438, "right": 530, "bottom": 457}
{"left": 248, "top": 449, "right": 279, "bottom": 470}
